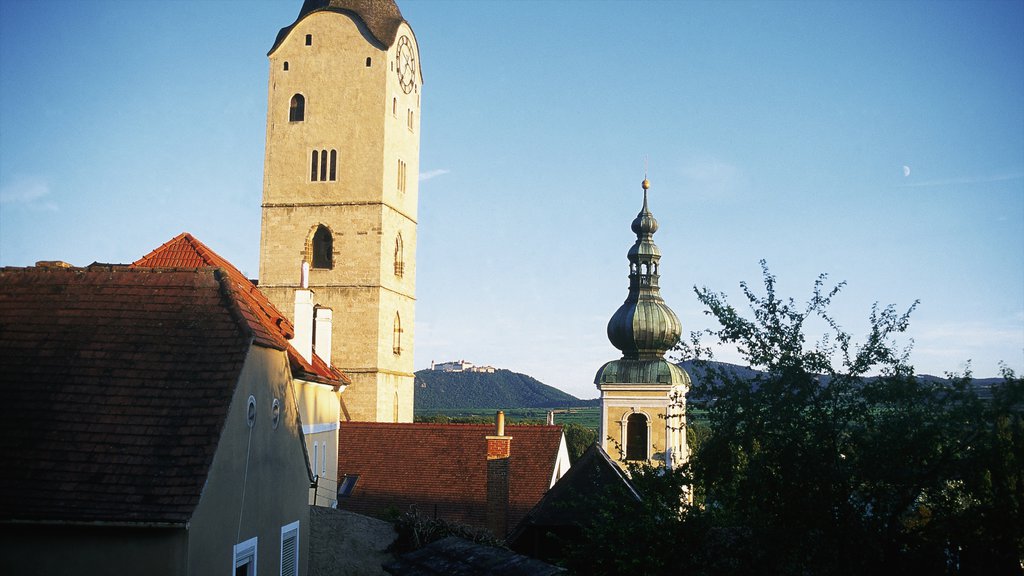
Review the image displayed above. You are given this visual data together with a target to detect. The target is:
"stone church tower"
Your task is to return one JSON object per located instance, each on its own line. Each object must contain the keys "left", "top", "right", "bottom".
{"left": 259, "top": 0, "right": 421, "bottom": 423}
{"left": 595, "top": 179, "right": 690, "bottom": 467}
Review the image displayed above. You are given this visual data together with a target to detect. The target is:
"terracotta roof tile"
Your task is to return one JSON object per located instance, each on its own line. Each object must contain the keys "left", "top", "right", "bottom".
{"left": 336, "top": 423, "right": 564, "bottom": 536}
{"left": 133, "top": 233, "right": 347, "bottom": 386}
{"left": 0, "top": 266, "right": 254, "bottom": 525}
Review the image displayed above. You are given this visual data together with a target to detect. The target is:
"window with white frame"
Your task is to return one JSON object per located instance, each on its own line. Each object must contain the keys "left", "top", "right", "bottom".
{"left": 321, "top": 442, "right": 327, "bottom": 477}
{"left": 234, "top": 536, "right": 257, "bottom": 576}
{"left": 280, "top": 521, "right": 299, "bottom": 576}
{"left": 312, "top": 442, "right": 318, "bottom": 478}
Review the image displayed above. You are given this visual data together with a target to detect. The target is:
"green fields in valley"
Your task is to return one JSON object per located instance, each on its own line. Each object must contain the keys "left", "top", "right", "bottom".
{"left": 415, "top": 406, "right": 601, "bottom": 430}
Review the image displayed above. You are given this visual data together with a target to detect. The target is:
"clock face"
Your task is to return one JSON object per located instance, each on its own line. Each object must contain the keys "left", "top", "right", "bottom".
{"left": 396, "top": 35, "right": 416, "bottom": 94}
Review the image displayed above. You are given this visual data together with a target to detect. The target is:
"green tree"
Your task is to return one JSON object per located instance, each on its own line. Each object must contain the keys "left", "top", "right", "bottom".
{"left": 565, "top": 262, "right": 1023, "bottom": 575}
{"left": 562, "top": 422, "right": 598, "bottom": 463}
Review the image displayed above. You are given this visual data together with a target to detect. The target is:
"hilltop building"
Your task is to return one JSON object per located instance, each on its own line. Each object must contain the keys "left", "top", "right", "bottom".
{"left": 431, "top": 359, "right": 497, "bottom": 373}
{"left": 595, "top": 179, "right": 690, "bottom": 468}
{"left": 0, "top": 265, "right": 314, "bottom": 576}
{"left": 258, "top": 0, "right": 422, "bottom": 423}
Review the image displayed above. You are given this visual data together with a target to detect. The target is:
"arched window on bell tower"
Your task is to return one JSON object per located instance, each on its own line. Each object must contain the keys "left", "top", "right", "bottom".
{"left": 394, "top": 233, "right": 404, "bottom": 277}
{"left": 392, "top": 313, "right": 402, "bottom": 355}
{"left": 289, "top": 94, "right": 305, "bottom": 122}
{"left": 309, "top": 225, "right": 333, "bottom": 269}
{"left": 625, "top": 412, "right": 649, "bottom": 461}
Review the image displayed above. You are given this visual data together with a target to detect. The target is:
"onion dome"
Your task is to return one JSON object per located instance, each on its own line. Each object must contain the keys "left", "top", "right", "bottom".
{"left": 596, "top": 179, "right": 687, "bottom": 387}
{"left": 606, "top": 179, "right": 681, "bottom": 359}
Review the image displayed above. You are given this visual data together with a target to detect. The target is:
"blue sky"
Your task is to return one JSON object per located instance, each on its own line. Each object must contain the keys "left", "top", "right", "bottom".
{"left": 1, "top": 0, "right": 1021, "bottom": 399}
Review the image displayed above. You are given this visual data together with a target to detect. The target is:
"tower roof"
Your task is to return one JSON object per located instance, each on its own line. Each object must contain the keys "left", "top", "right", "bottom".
{"left": 597, "top": 180, "right": 686, "bottom": 386}
{"left": 272, "top": 0, "right": 406, "bottom": 52}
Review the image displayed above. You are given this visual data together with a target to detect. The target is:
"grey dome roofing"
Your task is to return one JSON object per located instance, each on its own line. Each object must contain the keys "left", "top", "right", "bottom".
{"left": 596, "top": 180, "right": 688, "bottom": 387}
{"left": 594, "top": 358, "right": 691, "bottom": 387}
{"left": 605, "top": 182, "right": 681, "bottom": 359}
{"left": 271, "top": 0, "right": 407, "bottom": 53}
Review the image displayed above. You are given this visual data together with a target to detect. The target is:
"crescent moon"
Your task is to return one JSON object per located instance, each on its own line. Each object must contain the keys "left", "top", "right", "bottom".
{"left": 902, "top": 165, "right": 911, "bottom": 177}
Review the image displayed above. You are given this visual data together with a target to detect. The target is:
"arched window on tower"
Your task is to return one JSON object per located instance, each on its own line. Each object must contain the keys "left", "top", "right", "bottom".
{"left": 392, "top": 313, "right": 402, "bottom": 355}
{"left": 394, "top": 233, "right": 404, "bottom": 277}
{"left": 310, "top": 225, "right": 333, "bottom": 269}
{"left": 625, "top": 412, "right": 648, "bottom": 461}
{"left": 289, "top": 94, "right": 304, "bottom": 122}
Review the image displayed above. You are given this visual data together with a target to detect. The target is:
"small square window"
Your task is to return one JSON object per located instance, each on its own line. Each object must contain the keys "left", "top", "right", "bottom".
{"left": 337, "top": 474, "right": 359, "bottom": 498}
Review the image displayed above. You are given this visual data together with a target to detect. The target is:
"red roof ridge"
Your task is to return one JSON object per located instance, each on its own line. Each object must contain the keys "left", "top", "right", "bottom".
{"left": 132, "top": 233, "right": 344, "bottom": 386}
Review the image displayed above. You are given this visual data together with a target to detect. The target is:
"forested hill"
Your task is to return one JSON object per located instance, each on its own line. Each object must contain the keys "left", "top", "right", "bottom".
{"left": 414, "top": 369, "right": 597, "bottom": 410}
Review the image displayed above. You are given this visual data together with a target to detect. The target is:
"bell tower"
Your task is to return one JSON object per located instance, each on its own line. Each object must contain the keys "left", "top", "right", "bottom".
{"left": 595, "top": 179, "right": 690, "bottom": 468}
{"left": 259, "top": 0, "right": 421, "bottom": 422}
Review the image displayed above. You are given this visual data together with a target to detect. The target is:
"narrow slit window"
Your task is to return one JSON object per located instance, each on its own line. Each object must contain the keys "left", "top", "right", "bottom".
{"left": 305, "top": 34, "right": 312, "bottom": 46}
{"left": 283, "top": 61, "right": 289, "bottom": 71}
{"left": 393, "top": 313, "right": 402, "bottom": 355}
{"left": 329, "top": 150, "right": 337, "bottom": 181}
{"left": 394, "top": 234, "right": 404, "bottom": 277}
{"left": 397, "top": 159, "right": 407, "bottom": 193}
{"left": 319, "top": 150, "right": 327, "bottom": 182}
{"left": 366, "top": 57, "right": 372, "bottom": 67}
{"left": 311, "top": 150, "right": 319, "bottom": 181}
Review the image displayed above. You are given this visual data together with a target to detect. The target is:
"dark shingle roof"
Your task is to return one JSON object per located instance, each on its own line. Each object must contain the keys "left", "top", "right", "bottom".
{"left": 0, "top": 266, "right": 257, "bottom": 525}
{"left": 383, "top": 536, "right": 565, "bottom": 576}
{"left": 272, "top": 0, "right": 405, "bottom": 53}
{"left": 133, "top": 232, "right": 346, "bottom": 386}
{"left": 336, "top": 423, "right": 564, "bottom": 535}
{"left": 508, "top": 443, "right": 640, "bottom": 538}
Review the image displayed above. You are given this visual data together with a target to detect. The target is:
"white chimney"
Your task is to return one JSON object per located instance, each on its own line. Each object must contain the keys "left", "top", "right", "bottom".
{"left": 314, "top": 306, "right": 333, "bottom": 366}
{"left": 294, "top": 262, "right": 314, "bottom": 364}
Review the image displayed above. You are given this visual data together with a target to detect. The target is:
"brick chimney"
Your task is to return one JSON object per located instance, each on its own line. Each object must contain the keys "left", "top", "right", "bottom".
{"left": 486, "top": 410, "right": 512, "bottom": 537}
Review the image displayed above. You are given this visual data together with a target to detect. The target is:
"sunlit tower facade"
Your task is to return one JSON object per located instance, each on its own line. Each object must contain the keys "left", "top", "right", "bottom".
{"left": 258, "top": 0, "right": 421, "bottom": 423}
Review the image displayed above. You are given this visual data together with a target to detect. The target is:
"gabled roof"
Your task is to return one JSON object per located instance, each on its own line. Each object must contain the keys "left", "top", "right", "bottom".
{"left": 337, "top": 423, "right": 567, "bottom": 535}
{"left": 507, "top": 443, "right": 641, "bottom": 560}
{"left": 133, "top": 233, "right": 346, "bottom": 386}
{"left": 0, "top": 266, "right": 259, "bottom": 525}
{"left": 510, "top": 443, "right": 640, "bottom": 535}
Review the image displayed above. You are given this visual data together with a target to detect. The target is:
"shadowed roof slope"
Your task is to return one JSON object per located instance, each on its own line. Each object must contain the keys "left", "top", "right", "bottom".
{"left": 0, "top": 266, "right": 257, "bottom": 524}
{"left": 508, "top": 443, "right": 641, "bottom": 556}
{"left": 133, "top": 232, "right": 346, "bottom": 386}
{"left": 337, "top": 423, "right": 566, "bottom": 536}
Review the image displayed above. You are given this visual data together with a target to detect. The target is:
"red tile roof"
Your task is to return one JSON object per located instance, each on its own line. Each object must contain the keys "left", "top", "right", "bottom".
{"left": 336, "top": 422, "right": 565, "bottom": 536}
{"left": 133, "top": 233, "right": 346, "bottom": 386}
{"left": 0, "top": 266, "right": 259, "bottom": 525}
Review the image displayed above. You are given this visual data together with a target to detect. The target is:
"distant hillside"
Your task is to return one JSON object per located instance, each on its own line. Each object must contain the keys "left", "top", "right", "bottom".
{"left": 678, "top": 360, "right": 1005, "bottom": 402}
{"left": 414, "top": 368, "right": 597, "bottom": 410}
